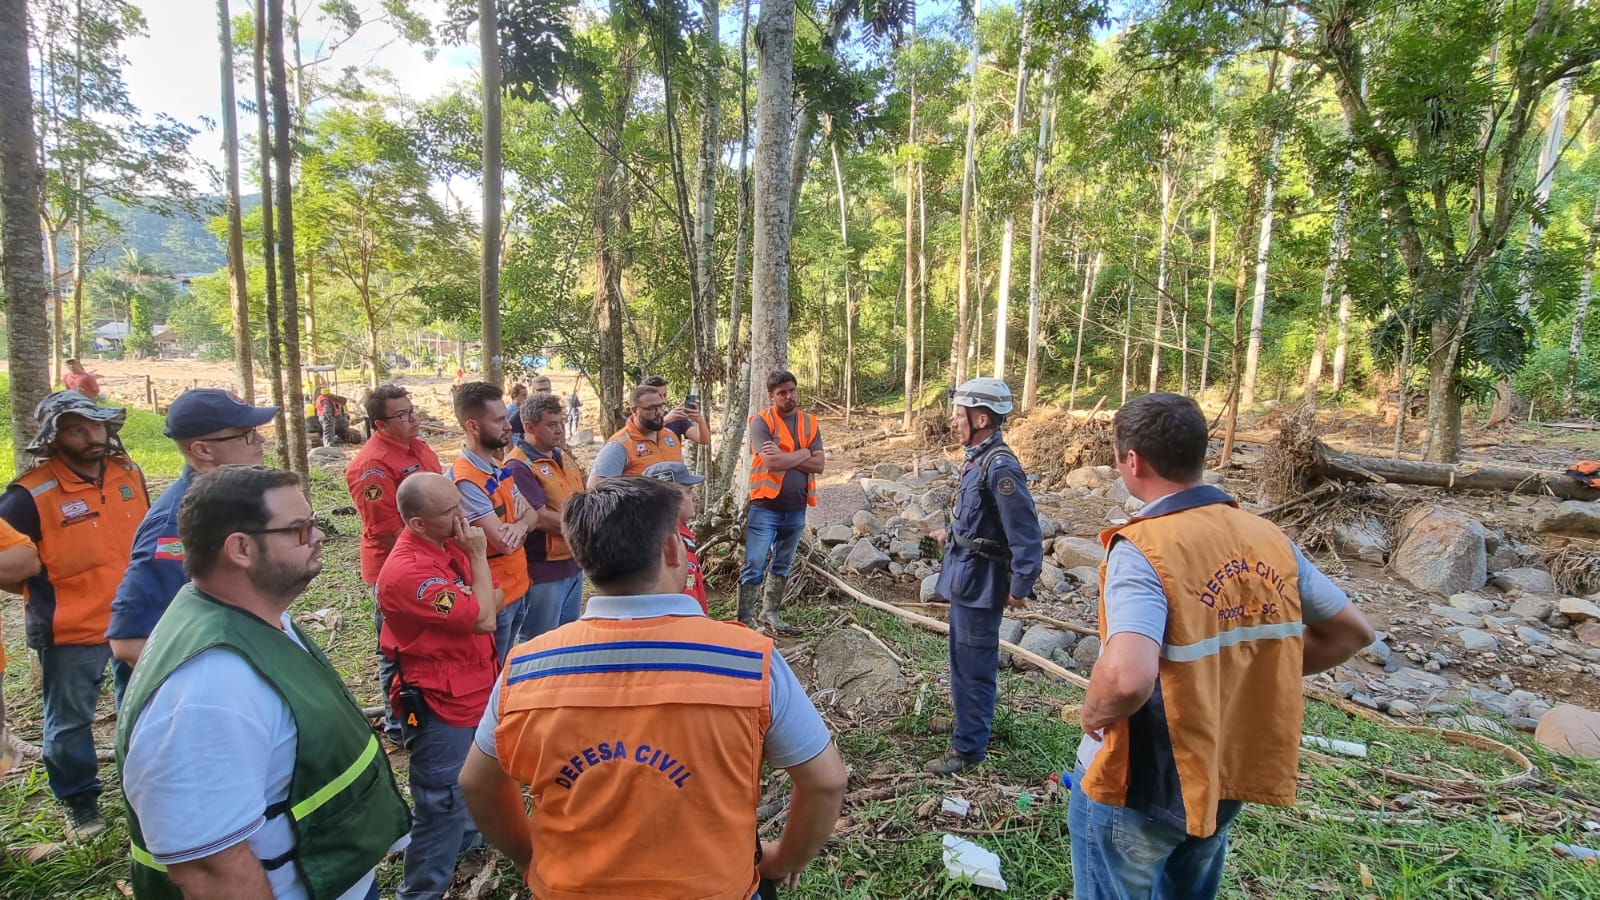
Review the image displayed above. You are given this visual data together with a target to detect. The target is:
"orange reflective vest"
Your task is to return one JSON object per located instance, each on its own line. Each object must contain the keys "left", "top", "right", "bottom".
{"left": 747, "top": 407, "right": 818, "bottom": 506}
{"left": 14, "top": 457, "right": 148, "bottom": 646}
{"left": 451, "top": 454, "right": 531, "bottom": 604}
{"left": 495, "top": 614, "right": 773, "bottom": 899}
{"left": 1082, "top": 490, "right": 1304, "bottom": 838}
{"left": 504, "top": 444, "right": 584, "bottom": 562}
{"left": 604, "top": 419, "right": 684, "bottom": 476}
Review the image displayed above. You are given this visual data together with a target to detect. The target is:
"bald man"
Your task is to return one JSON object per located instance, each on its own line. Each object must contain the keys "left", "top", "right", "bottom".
{"left": 378, "top": 473, "right": 501, "bottom": 899}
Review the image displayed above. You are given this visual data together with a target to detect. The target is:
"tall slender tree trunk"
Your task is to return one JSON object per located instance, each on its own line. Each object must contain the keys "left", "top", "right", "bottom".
{"left": 1069, "top": 248, "right": 1100, "bottom": 411}
{"left": 479, "top": 0, "right": 503, "bottom": 384}
{"left": 1, "top": 0, "right": 53, "bottom": 471}
{"left": 952, "top": 0, "right": 981, "bottom": 386}
{"left": 218, "top": 0, "right": 255, "bottom": 400}
{"left": 748, "top": 0, "right": 796, "bottom": 415}
{"left": 267, "top": 0, "right": 308, "bottom": 478}
{"left": 1119, "top": 286, "right": 1133, "bottom": 406}
{"left": 901, "top": 39, "right": 918, "bottom": 429}
{"left": 992, "top": 4, "right": 1027, "bottom": 379}
{"left": 712, "top": 0, "right": 754, "bottom": 505}
{"left": 1148, "top": 144, "right": 1173, "bottom": 391}
{"left": 1567, "top": 188, "right": 1600, "bottom": 411}
{"left": 1022, "top": 64, "right": 1056, "bottom": 410}
{"left": 68, "top": 0, "right": 84, "bottom": 361}
{"left": 1240, "top": 54, "right": 1289, "bottom": 409}
{"left": 1199, "top": 137, "right": 1222, "bottom": 393}
{"left": 255, "top": 0, "right": 288, "bottom": 467}
{"left": 1305, "top": 149, "right": 1353, "bottom": 406}
{"left": 917, "top": 162, "right": 929, "bottom": 402}
{"left": 690, "top": 0, "right": 721, "bottom": 476}
{"left": 45, "top": 224, "right": 64, "bottom": 385}
{"left": 829, "top": 138, "right": 854, "bottom": 421}
{"left": 1180, "top": 281, "right": 1191, "bottom": 393}
{"left": 783, "top": 4, "right": 846, "bottom": 226}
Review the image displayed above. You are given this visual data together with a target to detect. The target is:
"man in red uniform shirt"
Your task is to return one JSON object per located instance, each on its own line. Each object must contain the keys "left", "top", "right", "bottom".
{"left": 378, "top": 472, "right": 500, "bottom": 899}
{"left": 346, "top": 383, "right": 442, "bottom": 740}
{"left": 643, "top": 461, "right": 708, "bottom": 615}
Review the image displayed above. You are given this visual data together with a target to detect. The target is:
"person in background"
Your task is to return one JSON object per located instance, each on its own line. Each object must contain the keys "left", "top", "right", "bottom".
{"left": 738, "top": 371, "right": 823, "bottom": 634}
{"left": 117, "top": 466, "right": 410, "bottom": 900}
{"left": 0, "top": 519, "right": 43, "bottom": 777}
{"left": 0, "top": 391, "right": 149, "bottom": 840}
{"left": 107, "top": 389, "right": 279, "bottom": 668}
{"left": 1070, "top": 393, "right": 1376, "bottom": 900}
{"left": 62, "top": 359, "right": 101, "bottom": 401}
{"left": 505, "top": 392, "right": 586, "bottom": 641}
{"left": 587, "top": 385, "right": 684, "bottom": 487}
{"left": 459, "top": 476, "right": 847, "bottom": 896}
{"left": 530, "top": 374, "right": 553, "bottom": 395}
{"left": 378, "top": 473, "right": 500, "bottom": 900}
{"left": 507, "top": 383, "right": 528, "bottom": 441}
{"left": 346, "top": 383, "right": 443, "bottom": 743}
{"left": 924, "top": 377, "right": 1042, "bottom": 777}
{"left": 451, "top": 382, "right": 536, "bottom": 663}
{"left": 641, "top": 374, "right": 709, "bottom": 446}
{"left": 643, "top": 461, "right": 708, "bottom": 615}
{"left": 565, "top": 389, "right": 582, "bottom": 432}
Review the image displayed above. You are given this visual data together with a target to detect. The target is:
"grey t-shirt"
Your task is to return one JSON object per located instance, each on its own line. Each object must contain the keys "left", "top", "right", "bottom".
{"left": 748, "top": 410, "right": 822, "bottom": 512}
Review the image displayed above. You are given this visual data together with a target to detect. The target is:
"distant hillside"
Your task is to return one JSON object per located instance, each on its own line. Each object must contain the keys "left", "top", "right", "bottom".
{"left": 70, "top": 193, "right": 261, "bottom": 275}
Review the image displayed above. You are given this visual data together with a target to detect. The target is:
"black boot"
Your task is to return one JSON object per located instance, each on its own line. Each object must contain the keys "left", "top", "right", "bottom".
{"left": 760, "top": 576, "right": 802, "bottom": 635}
{"left": 736, "top": 582, "right": 761, "bottom": 628}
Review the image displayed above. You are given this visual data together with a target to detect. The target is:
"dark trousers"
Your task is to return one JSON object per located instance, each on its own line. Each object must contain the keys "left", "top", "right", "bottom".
{"left": 949, "top": 600, "right": 1005, "bottom": 761}
{"left": 400, "top": 717, "right": 482, "bottom": 899}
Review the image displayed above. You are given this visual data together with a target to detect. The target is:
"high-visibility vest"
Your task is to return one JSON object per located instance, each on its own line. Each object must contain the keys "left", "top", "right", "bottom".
{"left": 451, "top": 454, "right": 531, "bottom": 603}
{"left": 504, "top": 443, "right": 584, "bottom": 563}
{"left": 495, "top": 614, "right": 773, "bottom": 899}
{"left": 747, "top": 407, "right": 818, "bottom": 506}
{"left": 604, "top": 418, "right": 684, "bottom": 476}
{"left": 116, "top": 585, "right": 410, "bottom": 900}
{"left": 1082, "top": 487, "right": 1305, "bottom": 838}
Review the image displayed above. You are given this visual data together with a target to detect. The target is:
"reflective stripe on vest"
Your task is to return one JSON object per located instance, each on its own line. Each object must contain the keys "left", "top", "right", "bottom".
{"left": 1160, "top": 620, "right": 1305, "bottom": 663}
{"left": 507, "top": 640, "right": 766, "bottom": 683}
{"left": 450, "top": 455, "right": 531, "bottom": 601}
{"left": 747, "top": 407, "right": 818, "bottom": 505}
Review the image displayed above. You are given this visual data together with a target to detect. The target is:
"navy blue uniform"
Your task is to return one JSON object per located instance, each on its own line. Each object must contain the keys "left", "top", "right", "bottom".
{"left": 106, "top": 467, "right": 194, "bottom": 643}
{"left": 935, "top": 432, "right": 1042, "bottom": 762}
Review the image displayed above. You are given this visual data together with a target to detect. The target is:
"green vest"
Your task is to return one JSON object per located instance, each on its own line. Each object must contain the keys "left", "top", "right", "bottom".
{"left": 114, "top": 586, "right": 411, "bottom": 900}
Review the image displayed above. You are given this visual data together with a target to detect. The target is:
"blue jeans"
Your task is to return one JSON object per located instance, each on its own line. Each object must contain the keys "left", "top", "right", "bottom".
{"left": 519, "top": 573, "right": 583, "bottom": 644}
{"left": 1068, "top": 769, "right": 1243, "bottom": 900}
{"left": 38, "top": 643, "right": 128, "bottom": 801}
{"left": 493, "top": 587, "right": 534, "bottom": 665}
{"left": 400, "top": 716, "right": 481, "bottom": 899}
{"left": 740, "top": 505, "right": 807, "bottom": 585}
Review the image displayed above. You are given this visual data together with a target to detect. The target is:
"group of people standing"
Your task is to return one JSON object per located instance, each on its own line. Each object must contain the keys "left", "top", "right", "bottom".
{"left": 0, "top": 365, "right": 1379, "bottom": 900}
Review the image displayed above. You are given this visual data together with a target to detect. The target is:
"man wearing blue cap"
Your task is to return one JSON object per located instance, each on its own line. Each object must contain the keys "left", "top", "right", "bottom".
{"left": 107, "top": 389, "right": 279, "bottom": 668}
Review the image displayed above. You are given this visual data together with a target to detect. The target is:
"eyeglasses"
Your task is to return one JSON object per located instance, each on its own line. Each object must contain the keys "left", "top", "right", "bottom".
{"left": 378, "top": 408, "right": 418, "bottom": 422}
{"left": 243, "top": 515, "right": 322, "bottom": 546}
{"left": 641, "top": 403, "right": 668, "bottom": 413}
{"left": 202, "top": 428, "right": 265, "bottom": 446}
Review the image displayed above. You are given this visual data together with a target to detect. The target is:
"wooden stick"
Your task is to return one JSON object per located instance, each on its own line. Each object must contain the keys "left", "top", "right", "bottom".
{"left": 1015, "top": 611, "right": 1099, "bottom": 637}
{"left": 848, "top": 623, "right": 907, "bottom": 666}
{"left": 806, "top": 561, "right": 1091, "bottom": 690}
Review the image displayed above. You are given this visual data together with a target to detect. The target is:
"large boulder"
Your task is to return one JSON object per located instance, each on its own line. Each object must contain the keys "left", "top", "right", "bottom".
{"left": 1036, "top": 562, "right": 1069, "bottom": 595}
{"left": 1065, "top": 466, "right": 1116, "bottom": 490}
{"left": 844, "top": 541, "right": 892, "bottom": 574}
{"left": 1016, "top": 625, "right": 1077, "bottom": 671}
{"left": 807, "top": 482, "right": 871, "bottom": 529}
{"left": 920, "top": 574, "right": 942, "bottom": 602}
{"left": 1534, "top": 704, "right": 1600, "bottom": 759}
{"left": 851, "top": 510, "right": 884, "bottom": 538}
{"left": 307, "top": 446, "right": 346, "bottom": 467}
{"left": 1392, "top": 505, "right": 1487, "bottom": 596}
{"left": 1332, "top": 518, "right": 1390, "bottom": 564}
{"left": 873, "top": 462, "right": 907, "bottom": 480}
{"left": 1558, "top": 596, "right": 1600, "bottom": 623}
{"left": 1534, "top": 500, "right": 1600, "bottom": 538}
{"left": 817, "top": 524, "right": 853, "bottom": 547}
{"left": 1451, "top": 627, "right": 1501, "bottom": 652}
{"left": 997, "top": 618, "right": 1026, "bottom": 668}
{"left": 1489, "top": 567, "right": 1556, "bottom": 597}
{"left": 1072, "top": 636, "right": 1103, "bottom": 668}
{"left": 860, "top": 478, "right": 915, "bottom": 505}
{"left": 813, "top": 629, "right": 907, "bottom": 716}
{"left": 918, "top": 486, "right": 955, "bottom": 512}
{"left": 1052, "top": 537, "right": 1106, "bottom": 570}
{"left": 1106, "top": 479, "right": 1132, "bottom": 504}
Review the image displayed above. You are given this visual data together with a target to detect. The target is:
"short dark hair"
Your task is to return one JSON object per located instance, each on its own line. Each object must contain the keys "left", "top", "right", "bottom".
{"left": 562, "top": 476, "right": 681, "bottom": 593}
{"left": 642, "top": 375, "right": 668, "bottom": 388}
{"left": 454, "top": 381, "right": 503, "bottom": 422}
{"left": 510, "top": 382, "right": 528, "bottom": 397}
{"left": 766, "top": 370, "right": 797, "bottom": 393}
{"left": 179, "top": 465, "right": 303, "bottom": 578}
{"left": 1113, "top": 393, "right": 1208, "bottom": 482}
{"left": 520, "top": 392, "right": 564, "bottom": 424}
{"left": 629, "top": 385, "right": 661, "bottom": 408}
{"left": 365, "top": 384, "right": 410, "bottom": 424}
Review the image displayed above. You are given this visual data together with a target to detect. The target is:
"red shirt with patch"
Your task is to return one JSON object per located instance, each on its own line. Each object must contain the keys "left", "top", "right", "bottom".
{"left": 346, "top": 432, "right": 442, "bottom": 584}
{"left": 376, "top": 529, "right": 498, "bottom": 727}
{"left": 680, "top": 523, "right": 709, "bottom": 615}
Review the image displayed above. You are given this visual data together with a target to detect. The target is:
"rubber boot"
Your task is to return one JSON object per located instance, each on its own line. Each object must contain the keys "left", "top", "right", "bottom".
{"left": 760, "top": 576, "right": 802, "bottom": 636}
{"left": 736, "top": 582, "right": 761, "bottom": 628}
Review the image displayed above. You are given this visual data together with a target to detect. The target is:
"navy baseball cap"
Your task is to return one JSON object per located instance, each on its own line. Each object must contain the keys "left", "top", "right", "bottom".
{"left": 165, "top": 389, "right": 280, "bottom": 440}
{"left": 643, "top": 461, "right": 704, "bottom": 485}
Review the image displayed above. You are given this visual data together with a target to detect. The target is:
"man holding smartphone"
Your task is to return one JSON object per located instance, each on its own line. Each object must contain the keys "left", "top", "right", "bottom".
{"left": 642, "top": 375, "right": 710, "bottom": 446}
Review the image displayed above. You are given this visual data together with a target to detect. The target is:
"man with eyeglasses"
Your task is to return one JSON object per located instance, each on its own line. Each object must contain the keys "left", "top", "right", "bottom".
{"left": 587, "top": 385, "right": 685, "bottom": 488}
{"left": 117, "top": 465, "right": 411, "bottom": 900}
{"left": 346, "top": 383, "right": 442, "bottom": 741}
{"left": 108, "top": 389, "right": 280, "bottom": 671}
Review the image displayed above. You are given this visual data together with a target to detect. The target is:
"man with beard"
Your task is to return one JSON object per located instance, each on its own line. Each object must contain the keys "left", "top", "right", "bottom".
{"left": 587, "top": 386, "right": 684, "bottom": 487}
{"left": 108, "top": 389, "right": 280, "bottom": 668}
{"left": 451, "top": 382, "right": 536, "bottom": 663}
{"left": 0, "top": 391, "right": 150, "bottom": 839}
{"left": 738, "top": 371, "right": 824, "bottom": 633}
{"left": 117, "top": 466, "right": 411, "bottom": 899}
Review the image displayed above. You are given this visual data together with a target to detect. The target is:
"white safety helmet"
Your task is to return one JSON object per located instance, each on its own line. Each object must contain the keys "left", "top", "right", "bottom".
{"left": 953, "top": 377, "right": 1014, "bottom": 416}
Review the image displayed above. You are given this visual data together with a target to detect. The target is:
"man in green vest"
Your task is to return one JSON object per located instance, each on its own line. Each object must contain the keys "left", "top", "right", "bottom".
{"left": 116, "top": 466, "right": 411, "bottom": 899}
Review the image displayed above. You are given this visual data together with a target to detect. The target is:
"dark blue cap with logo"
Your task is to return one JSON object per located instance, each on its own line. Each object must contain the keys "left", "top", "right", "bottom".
{"left": 164, "top": 388, "right": 280, "bottom": 440}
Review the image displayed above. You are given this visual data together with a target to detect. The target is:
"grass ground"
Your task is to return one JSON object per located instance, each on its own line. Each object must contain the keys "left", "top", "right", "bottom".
{"left": 0, "top": 389, "right": 1598, "bottom": 896}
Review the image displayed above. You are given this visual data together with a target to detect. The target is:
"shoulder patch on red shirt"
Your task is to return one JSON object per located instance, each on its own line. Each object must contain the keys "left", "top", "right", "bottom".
{"left": 363, "top": 483, "right": 384, "bottom": 502}
{"left": 432, "top": 589, "right": 456, "bottom": 615}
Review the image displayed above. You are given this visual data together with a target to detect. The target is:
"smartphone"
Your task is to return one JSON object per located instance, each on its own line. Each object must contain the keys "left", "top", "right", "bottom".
{"left": 683, "top": 393, "right": 699, "bottom": 409}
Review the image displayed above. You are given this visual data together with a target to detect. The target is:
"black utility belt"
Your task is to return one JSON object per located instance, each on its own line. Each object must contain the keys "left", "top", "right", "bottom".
{"left": 953, "top": 533, "right": 1011, "bottom": 562}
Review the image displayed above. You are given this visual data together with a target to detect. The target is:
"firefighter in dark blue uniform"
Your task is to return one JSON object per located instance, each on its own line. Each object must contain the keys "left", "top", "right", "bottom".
{"left": 926, "top": 377, "right": 1043, "bottom": 775}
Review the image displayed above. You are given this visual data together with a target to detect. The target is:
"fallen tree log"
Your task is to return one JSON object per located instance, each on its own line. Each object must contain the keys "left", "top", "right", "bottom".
{"left": 1308, "top": 442, "right": 1600, "bottom": 501}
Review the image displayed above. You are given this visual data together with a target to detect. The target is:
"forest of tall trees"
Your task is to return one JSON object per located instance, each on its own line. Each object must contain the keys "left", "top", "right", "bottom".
{"left": 2, "top": 0, "right": 1599, "bottom": 478}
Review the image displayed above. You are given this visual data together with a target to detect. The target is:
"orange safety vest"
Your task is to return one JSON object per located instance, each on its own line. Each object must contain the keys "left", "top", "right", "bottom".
{"left": 495, "top": 615, "right": 772, "bottom": 899}
{"left": 504, "top": 445, "right": 584, "bottom": 562}
{"left": 604, "top": 418, "right": 684, "bottom": 476}
{"left": 451, "top": 454, "right": 531, "bottom": 604}
{"left": 14, "top": 457, "right": 148, "bottom": 646}
{"left": 747, "top": 406, "right": 818, "bottom": 506}
{"left": 1081, "top": 492, "right": 1304, "bottom": 838}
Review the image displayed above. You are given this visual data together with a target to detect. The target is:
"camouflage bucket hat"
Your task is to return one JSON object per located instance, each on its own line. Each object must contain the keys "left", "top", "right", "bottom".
{"left": 27, "top": 390, "right": 128, "bottom": 457}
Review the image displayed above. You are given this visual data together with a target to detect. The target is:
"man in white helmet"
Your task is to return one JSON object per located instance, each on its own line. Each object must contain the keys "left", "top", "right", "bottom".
{"left": 926, "top": 377, "right": 1042, "bottom": 775}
